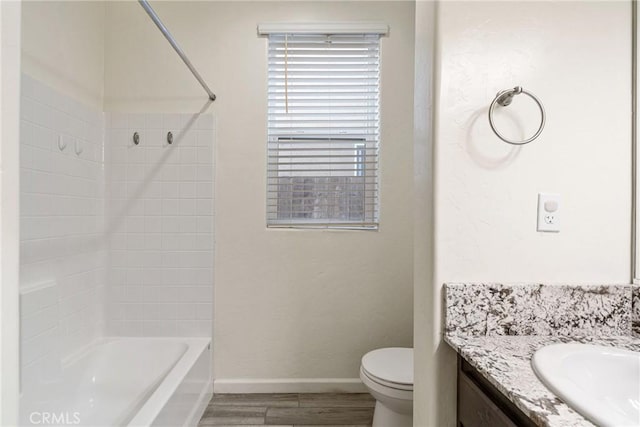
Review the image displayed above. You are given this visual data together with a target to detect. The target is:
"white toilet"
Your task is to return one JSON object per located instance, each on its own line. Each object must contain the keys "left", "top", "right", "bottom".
{"left": 360, "top": 347, "right": 413, "bottom": 427}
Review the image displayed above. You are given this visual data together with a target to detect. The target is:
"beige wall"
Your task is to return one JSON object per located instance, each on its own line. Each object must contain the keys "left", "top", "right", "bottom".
{"left": 21, "top": 1, "right": 105, "bottom": 108}
{"left": 414, "top": 1, "right": 632, "bottom": 426}
{"left": 104, "top": 1, "right": 415, "bottom": 385}
{"left": 413, "top": 1, "right": 439, "bottom": 425}
{"left": 1, "top": 1, "right": 22, "bottom": 423}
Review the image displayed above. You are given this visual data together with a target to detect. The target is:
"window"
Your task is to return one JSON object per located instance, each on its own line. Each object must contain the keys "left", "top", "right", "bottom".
{"left": 264, "top": 29, "right": 382, "bottom": 229}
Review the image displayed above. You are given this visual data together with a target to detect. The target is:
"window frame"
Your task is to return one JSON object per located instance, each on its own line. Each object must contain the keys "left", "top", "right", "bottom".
{"left": 261, "top": 25, "right": 387, "bottom": 230}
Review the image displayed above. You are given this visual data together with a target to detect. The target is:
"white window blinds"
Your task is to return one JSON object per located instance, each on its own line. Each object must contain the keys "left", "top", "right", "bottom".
{"left": 266, "top": 33, "right": 381, "bottom": 228}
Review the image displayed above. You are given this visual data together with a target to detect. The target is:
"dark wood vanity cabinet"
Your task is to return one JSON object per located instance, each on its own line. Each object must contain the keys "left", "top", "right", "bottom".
{"left": 457, "top": 356, "right": 537, "bottom": 427}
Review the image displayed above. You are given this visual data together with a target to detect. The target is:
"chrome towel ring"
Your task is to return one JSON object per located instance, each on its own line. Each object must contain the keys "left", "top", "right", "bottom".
{"left": 488, "top": 86, "right": 546, "bottom": 145}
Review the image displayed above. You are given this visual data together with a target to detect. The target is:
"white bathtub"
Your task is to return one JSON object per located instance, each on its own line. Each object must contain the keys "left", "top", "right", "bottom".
{"left": 19, "top": 338, "right": 212, "bottom": 427}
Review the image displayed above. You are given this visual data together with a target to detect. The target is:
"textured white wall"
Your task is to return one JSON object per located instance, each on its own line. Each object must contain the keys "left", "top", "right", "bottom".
{"left": 434, "top": 1, "right": 631, "bottom": 285}
{"left": 104, "top": 1, "right": 415, "bottom": 385}
{"left": 21, "top": 1, "right": 105, "bottom": 109}
{"left": 414, "top": 2, "right": 632, "bottom": 426}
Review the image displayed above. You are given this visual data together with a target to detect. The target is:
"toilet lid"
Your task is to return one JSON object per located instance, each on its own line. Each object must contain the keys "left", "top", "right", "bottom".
{"left": 361, "top": 347, "right": 413, "bottom": 386}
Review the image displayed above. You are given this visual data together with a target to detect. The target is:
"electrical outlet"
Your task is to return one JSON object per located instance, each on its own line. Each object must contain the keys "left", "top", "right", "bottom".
{"left": 537, "top": 193, "right": 560, "bottom": 232}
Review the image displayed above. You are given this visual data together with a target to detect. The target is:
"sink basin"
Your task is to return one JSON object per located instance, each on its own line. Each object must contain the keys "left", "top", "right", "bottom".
{"left": 532, "top": 343, "right": 640, "bottom": 427}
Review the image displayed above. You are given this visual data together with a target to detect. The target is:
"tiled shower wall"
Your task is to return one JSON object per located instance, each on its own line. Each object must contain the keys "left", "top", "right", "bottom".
{"left": 19, "top": 75, "right": 215, "bottom": 391}
{"left": 105, "top": 113, "right": 214, "bottom": 337}
{"left": 20, "top": 74, "right": 106, "bottom": 390}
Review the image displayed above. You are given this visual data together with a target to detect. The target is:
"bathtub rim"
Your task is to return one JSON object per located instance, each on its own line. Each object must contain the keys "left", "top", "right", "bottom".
{"left": 119, "top": 336, "right": 212, "bottom": 427}
{"left": 73, "top": 336, "right": 212, "bottom": 427}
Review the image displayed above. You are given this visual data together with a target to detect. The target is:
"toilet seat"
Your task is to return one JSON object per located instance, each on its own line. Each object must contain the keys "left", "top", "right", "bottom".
{"left": 361, "top": 347, "right": 413, "bottom": 391}
{"left": 361, "top": 366, "right": 413, "bottom": 392}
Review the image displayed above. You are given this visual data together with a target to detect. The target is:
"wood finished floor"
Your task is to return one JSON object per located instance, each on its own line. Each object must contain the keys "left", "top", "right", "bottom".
{"left": 198, "top": 393, "right": 375, "bottom": 426}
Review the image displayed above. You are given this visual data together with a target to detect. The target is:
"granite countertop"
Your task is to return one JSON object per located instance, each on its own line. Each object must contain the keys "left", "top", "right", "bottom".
{"left": 445, "top": 333, "right": 640, "bottom": 427}
{"left": 443, "top": 283, "right": 640, "bottom": 427}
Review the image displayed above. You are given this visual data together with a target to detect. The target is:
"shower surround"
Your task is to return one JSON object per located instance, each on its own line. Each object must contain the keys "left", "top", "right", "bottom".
{"left": 20, "top": 74, "right": 106, "bottom": 391}
{"left": 19, "top": 74, "right": 215, "bottom": 399}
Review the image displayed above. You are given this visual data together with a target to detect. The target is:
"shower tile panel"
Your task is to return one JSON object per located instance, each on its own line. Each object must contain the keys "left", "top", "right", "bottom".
{"left": 19, "top": 281, "right": 61, "bottom": 392}
{"left": 106, "top": 112, "right": 214, "bottom": 337}
{"left": 19, "top": 74, "right": 106, "bottom": 376}
{"left": 445, "top": 283, "right": 632, "bottom": 336}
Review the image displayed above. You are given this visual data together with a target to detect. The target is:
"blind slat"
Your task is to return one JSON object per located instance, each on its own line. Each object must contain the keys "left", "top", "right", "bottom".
{"left": 268, "top": 155, "right": 377, "bottom": 159}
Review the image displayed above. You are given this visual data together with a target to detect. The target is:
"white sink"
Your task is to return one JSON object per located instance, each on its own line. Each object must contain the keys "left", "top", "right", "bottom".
{"left": 532, "top": 343, "right": 640, "bottom": 427}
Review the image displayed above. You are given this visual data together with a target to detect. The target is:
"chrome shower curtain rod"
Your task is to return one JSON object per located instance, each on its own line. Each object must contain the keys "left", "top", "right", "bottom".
{"left": 138, "top": 0, "right": 216, "bottom": 101}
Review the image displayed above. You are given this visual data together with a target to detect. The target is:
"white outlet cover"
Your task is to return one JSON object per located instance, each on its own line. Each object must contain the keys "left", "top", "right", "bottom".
{"left": 537, "top": 193, "right": 560, "bottom": 232}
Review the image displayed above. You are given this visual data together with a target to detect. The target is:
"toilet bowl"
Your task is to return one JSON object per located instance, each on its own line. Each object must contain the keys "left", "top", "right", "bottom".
{"left": 360, "top": 347, "right": 413, "bottom": 427}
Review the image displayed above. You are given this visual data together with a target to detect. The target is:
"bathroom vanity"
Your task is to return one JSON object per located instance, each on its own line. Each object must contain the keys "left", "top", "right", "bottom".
{"left": 449, "top": 334, "right": 640, "bottom": 427}
{"left": 457, "top": 356, "right": 535, "bottom": 427}
{"left": 444, "top": 283, "right": 640, "bottom": 427}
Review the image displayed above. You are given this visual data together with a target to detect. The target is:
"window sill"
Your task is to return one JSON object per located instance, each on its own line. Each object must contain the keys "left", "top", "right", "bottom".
{"left": 267, "top": 223, "right": 379, "bottom": 231}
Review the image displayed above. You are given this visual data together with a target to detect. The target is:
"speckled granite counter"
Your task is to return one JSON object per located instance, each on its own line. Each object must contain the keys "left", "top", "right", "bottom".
{"left": 444, "top": 283, "right": 640, "bottom": 427}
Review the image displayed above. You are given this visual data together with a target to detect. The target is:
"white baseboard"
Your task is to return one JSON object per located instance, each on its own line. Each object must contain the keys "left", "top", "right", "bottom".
{"left": 213, "top": 378, "right": 367, "bottom": 394}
